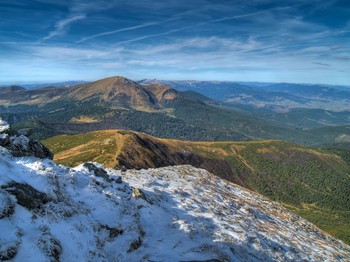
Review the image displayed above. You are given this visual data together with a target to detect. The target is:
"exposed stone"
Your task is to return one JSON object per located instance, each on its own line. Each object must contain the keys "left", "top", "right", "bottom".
{"left": 0, "top": 191, "right": 15, "bottom": 219}
{"left": 101, "top": 225, "right": 124, "bottom": 239}
{"left": 109, "top": 228, "right": 123, "bottom": 238}
{"left": 2, "top": 182, "right": 50, "bottom": 211}
{"left": 83, "top": 163, "right": 112, "bottom": 182}
{"left": 120, "top": 165, "right": 127, "bottom": 172}
{"left": 37, "top": 227, "right": 62, "bottom": 262}
{"left": 114, "top": 176, "right": 122, "bottom": 184}
{"left": 132, "top": 188, "right": 153, "bottom": 204}
{"left": 0, "top": 134, "right": 53, "bottom": 159}
{"left": 0, "top": 241, "right": 20, "bottom": 261}
{"left": 127, "top": 237, "right": 142, "bottom": 253}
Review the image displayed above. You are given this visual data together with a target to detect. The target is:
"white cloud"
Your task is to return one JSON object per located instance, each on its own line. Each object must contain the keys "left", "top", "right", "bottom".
{"left": 76, "top": 22, "right": 159, "bottom": 43}
{"left": 42, "top": 14, "right": 86, "bottom": 41}
{"left": 30, "top": 45, "right": 121, "bottom": 61}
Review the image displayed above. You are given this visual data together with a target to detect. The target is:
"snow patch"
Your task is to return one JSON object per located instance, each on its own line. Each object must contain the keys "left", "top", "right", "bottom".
{"left": 0, "top": 118, "right": 9, "bottom": 133}
{"left": 0, "top": 147, "right": 349, "bottom": 261}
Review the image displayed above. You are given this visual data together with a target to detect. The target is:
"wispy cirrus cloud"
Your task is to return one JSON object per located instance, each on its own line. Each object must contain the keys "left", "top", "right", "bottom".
{"left": 1, "top": 0, "right": 350, "bottom": 84}
{"left": 42, "top": 14, "right": 86, "bottom": 41}
{"left": 31, "top": 46, "right": 114, "bottom": 60}
{"left": 41, "top": 0, "right": 119, "bottom": 41}
{"left": 94, "top": 11, "right": 269, "bottom": 48}
{"left": 75, "top": 8, "right": 199, "bottom": 44}
{"left": 313, "top": 62, "right": 331, "bottom": 67}
{"left": 76, "top": 22, "right": 160, "bottom": 44}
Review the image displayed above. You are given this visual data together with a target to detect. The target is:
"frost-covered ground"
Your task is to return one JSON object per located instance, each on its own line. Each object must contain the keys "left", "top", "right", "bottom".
{"left": 0, "top": 144, "right": 350, "bottom": 261}
{"left": 0, "top": 119, "right": 9, "bottom": 133}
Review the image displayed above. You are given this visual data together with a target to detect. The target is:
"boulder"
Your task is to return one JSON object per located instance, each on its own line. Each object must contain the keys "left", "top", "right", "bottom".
{"left": 132, "top": 188, "right": 153, "bottom": 204}
{"left": 83, "top": 163, "right": 112, "bottom": 181}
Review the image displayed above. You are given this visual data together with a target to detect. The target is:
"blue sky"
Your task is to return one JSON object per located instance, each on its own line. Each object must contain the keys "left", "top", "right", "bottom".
{"left": 0, "top": 0, "right": 350, "bottom": 85}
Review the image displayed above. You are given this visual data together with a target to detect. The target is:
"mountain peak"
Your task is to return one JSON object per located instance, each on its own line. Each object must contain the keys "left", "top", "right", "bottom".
{"left": 111, "top": 75, "right": 135, "bottom": 84}
{"left": 67, "top": 76, "right": 158, "bottom": 110}
{"left": 90, "top": 76, "right": 136, "bottom": 86}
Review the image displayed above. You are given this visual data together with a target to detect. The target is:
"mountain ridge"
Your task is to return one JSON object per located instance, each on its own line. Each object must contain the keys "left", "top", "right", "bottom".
{"left": 139, "top": 79, "right": 350, "bottom": 112}
{"left": 43, "top": 129, "right": 350, "bottom": 244}
{"left": 2, "top": 75, "right": 350, "bottom": 146}
{"left": 1, "top": 130, "right": 349, "bottom": 260}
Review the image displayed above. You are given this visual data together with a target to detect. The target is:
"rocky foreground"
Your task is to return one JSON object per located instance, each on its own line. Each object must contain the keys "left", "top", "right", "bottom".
{"left": 0, "top": 133, "right": 350, "bottom": 261}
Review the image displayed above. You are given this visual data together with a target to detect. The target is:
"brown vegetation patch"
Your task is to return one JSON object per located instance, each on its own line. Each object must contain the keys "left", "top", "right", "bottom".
{"left": 69, "top": 116, "right": 99, "bottom": 123}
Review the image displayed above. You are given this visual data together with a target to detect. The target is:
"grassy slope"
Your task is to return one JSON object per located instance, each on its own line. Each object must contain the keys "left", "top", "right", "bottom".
{"left": 43, "top": 130, "right": 350, "bottom": 244}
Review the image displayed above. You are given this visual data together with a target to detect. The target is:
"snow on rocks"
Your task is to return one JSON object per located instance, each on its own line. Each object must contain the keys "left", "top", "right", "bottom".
{"left": 0, "top": 134, "right": 53, "bottom": 159}
{"left": 0, "top": 144, "right": 349, "bottom": 261}
{"left": 0, "top": 118, "right": 9, "bottom": 133}
{"left": 122, "top": 166, "right": 350, "bottom": 261}
{"left": 0, "top": 118, "right": 52, "bottom": 159}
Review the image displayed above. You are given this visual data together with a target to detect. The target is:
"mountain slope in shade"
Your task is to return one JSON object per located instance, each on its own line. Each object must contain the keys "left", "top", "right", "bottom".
{"left": 0, "top": 137, "right": 349, "bottom": 260}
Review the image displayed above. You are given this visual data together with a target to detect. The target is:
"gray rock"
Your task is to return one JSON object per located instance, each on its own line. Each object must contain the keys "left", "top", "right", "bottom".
{"left": 0, "top": 241, "right": 20, "bottom": 261}
{"left": 2, "top": 182, "right": 50, "bottom": 211}
{"left": 132, "top": 188, "right": 153, "bottom": 205}
{"left": 83, "top": 163, "right": 113, "bottom": 182}
{"left": 0, "top": 135, "right": 53, "bottom": 159}
{"left": 0, "top": 191, "right": 15, "bottom": 219}
{"left": 37, "top": 226, "right": 62, "bottom": 261}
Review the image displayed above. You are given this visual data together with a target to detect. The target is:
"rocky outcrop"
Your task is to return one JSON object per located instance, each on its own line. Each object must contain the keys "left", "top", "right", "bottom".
{"left": 0, "top": 241, "right": 20, "bottom": 261}
{"left": 83, "top": 162, "right": 111, "bottom": 181}
{"left": 0, "top": 118, "right": 53, "bottom": 159}
{"left": 37, "top": 226, "right": 62, "bottom": 261}
{"left": 1, "top": 182, "right": 50, "bottom": 211}
{"left": 0, "top": 191, "right": 15, "bottom": 219}
{"left": 83, "top": 162, "right": 122, "bottom": 183}
{"left": 0, "top": 134, "right": 53, "bottom": 159}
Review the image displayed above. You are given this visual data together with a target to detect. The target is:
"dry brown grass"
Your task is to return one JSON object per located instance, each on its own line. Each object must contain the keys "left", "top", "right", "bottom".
{"left": 69, "top": 116, "right": 99, "bottom": 123}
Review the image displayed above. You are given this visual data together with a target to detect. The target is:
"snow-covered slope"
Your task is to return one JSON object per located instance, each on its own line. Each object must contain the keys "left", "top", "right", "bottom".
{"left": 0, "top": 141, "right": 350, "bottom": 261}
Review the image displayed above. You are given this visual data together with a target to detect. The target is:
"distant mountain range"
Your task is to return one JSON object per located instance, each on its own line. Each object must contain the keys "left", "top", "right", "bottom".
{"left": 1, "top": 76, "right": 350, "bottom": 146}
{"left": 140, "top": 79, "right": 350, "bottom": 129}
{"left": 140, "top": 79, "right": 350, "bottom": 112}
{"left": 0, "top": 81, "right": 87, "bottom": 90}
